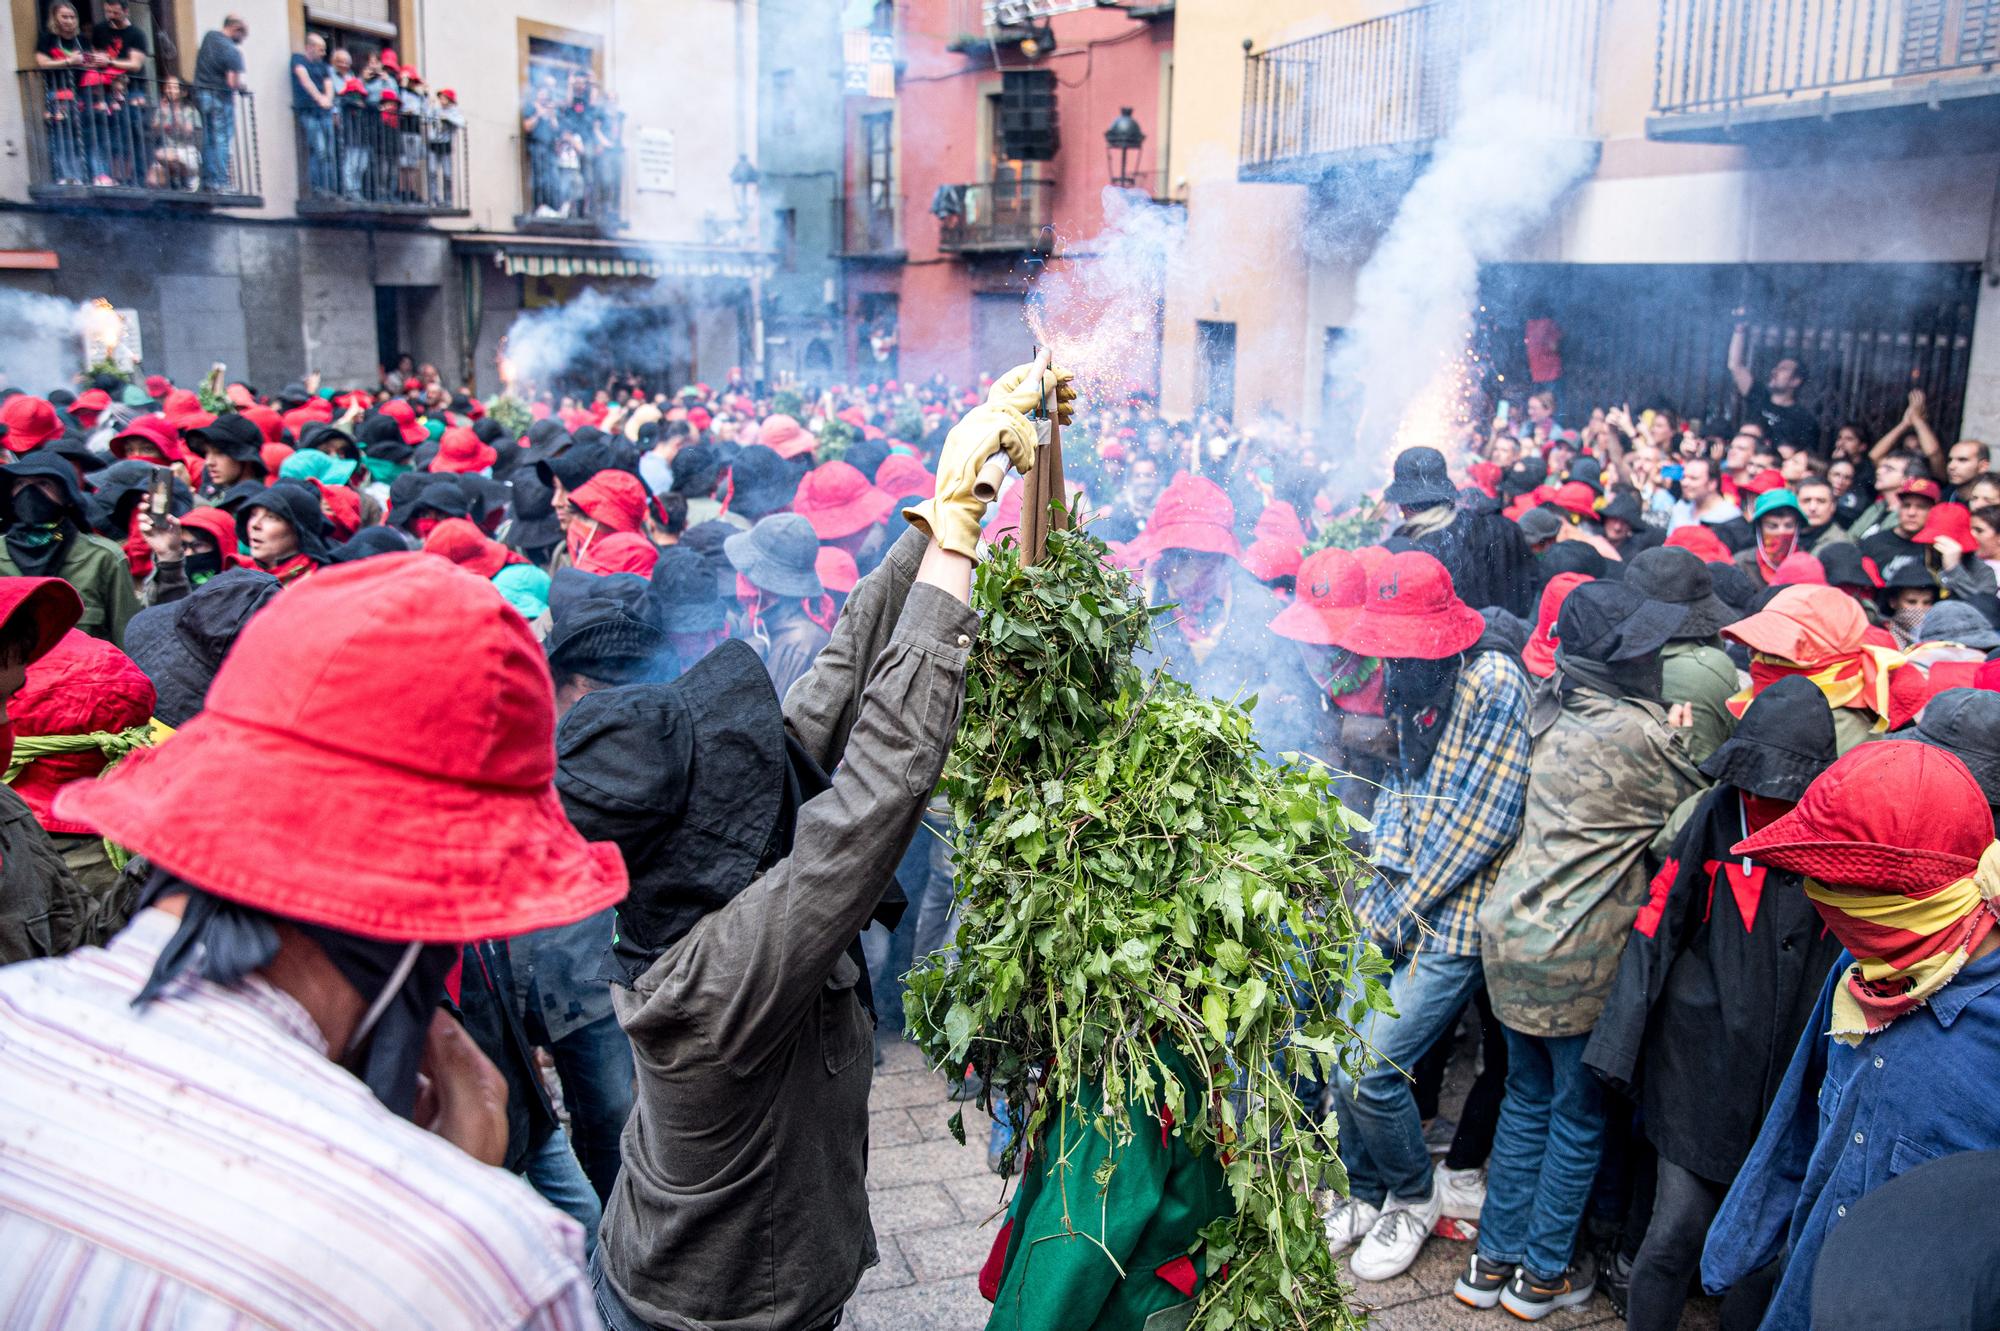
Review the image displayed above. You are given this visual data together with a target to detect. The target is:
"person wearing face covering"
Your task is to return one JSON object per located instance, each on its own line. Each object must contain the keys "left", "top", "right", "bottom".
{"left": 1317, "top": 550, "right": 1534, "bottom": 1286}
{"left": 1467, "top": 581, "right": 1705, "bottom": 1320}
{"left": 0, "top": 577, "right": 95, "bottom": 965}
{"left": 0, "top": 452, "right": 140, "bottom": 648}
{"left": 577, "top": 361, "right": 1050, "bottom": 1331}
{"left": 1735, "top": 488, "right": 1806, "bottom": 588}
{"left": 1701, "top": 742, "right": 2000, "bottom": 1331}
{"left": 1584, "top": 677, "right": 1843, "bottom": 1331}
{"left": 1721, "top": 583, "right": 1931, "bottom": 753}
{"left": 0, "top": 555, "right": 627, "bottom": 1327}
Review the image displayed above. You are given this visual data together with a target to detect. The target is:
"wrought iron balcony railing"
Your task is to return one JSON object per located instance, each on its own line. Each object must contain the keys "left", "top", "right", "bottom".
{"left": 934, "top": 179, "right": 1054, "bottom": 254}
{"left": 514, "top": 132, "right": 629, "bottom": 234}
{"left": 1653, "top": 0, "right": 2000, "bottom": 130}
{"left": 832, "top": 191, "right": 905, "bottom": 258}
{"left": 18, "top": 70, "right": 261, "bottom": 207}
{"left": 295, "top": 104, "right": 468, "bottom": 217}
{"left": 1239, "top": 0, "right": 1602, "bottom": 182}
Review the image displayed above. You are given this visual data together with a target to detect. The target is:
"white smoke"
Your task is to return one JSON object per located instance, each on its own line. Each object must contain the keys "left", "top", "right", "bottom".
{"left": 1026, "top": 187, "right": 1187, "bottom": 412}
{"left": 500, "top": 287, "right": 625, "bottom": 393}
{"left": 0, "top": 291, "right": 110, "bottom": 396}
{"left": 1329, "top": 1, "right": 1597, "bottom": 477}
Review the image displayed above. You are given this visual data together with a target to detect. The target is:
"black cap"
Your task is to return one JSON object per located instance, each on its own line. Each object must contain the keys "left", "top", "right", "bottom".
{"left": 1624, "top": 546, "right": 1738, "bottom": 640}
{"left": 185, "top": 414, "right": 265, "bottom": 462}
{"left": 1700, "top": 674, "right": 1836, "bottom": 800}
{"left": 649, "top": 545, "right": 728, "bottom": 633}
{"left": 1383, "top": 446, "right": 1457, "bottom": 507}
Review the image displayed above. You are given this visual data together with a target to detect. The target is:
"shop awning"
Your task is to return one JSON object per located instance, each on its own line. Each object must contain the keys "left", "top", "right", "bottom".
{"left": 453, "top": 235, "right": 771, "bottom": 282}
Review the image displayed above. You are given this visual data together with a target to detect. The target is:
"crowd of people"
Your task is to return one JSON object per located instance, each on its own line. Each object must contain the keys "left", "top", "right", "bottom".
{"left": 291, "top": 31, "right": 466, "bottom": 207}
{"left": 0, "top": 334, "right": 1993, "bottom": 1331}
{"left": 521, "top": 70, "right": 626, "bottom": 224}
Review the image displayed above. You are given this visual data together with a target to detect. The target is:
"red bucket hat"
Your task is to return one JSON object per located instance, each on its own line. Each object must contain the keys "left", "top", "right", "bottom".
{"left": 429, "top": 426, "right": 499, "bottom": 474}
{"left": 423, "top": 517, "right": 512, "bottom": 580}
{"left": 1269, "top": 547, "right": 1366, "bottom": 645}
{"left": 1136, "top": 474, "right": 1240, "bottom": 563}
{"left": 1723, "top": 584, "right": 1866, "bottom": 664}
{"left": 571, "top": 471, "right": 648, "bottom": 534}
{"left": 1334, "top": 550, "right": 1486, "bottom": 661}
{"left": 0, "top": 577, "right": 83, "bottom": 666}
{"left": 0, "top": 396, "right": 62, "bottom": 452}
{"left": 757, "top": 413, "right": 814, "bottom": 461}
{"left": 1914, "top": 501, "right": 1975, "bottom": 549}
{"left": 379, "top": 398, "right": 428, "bottom": 446}
{"left": 817, "top": 545, "right": 860, "bottom": 595}
{"left": 1241, "top": 502, "right": 1308, "bottom": 583}
{"left": 1769, "top": 551, "right": 1826, "bottom": 586}
{"left": 240, "top": 405, "right": 285, "bottom": 444}
{"left": 71, "top": 388, "right": 111, "bottom": 421}
{"left": 876, "top": 453, "right": 936, "bottom": 500}
{"left": 1733, "top": 741, "right": 1990, "bottom": 892}
{"left": 54, "top": 554, "right": 628, "bottom": 942}
{"left": 1665, "top": 524, "right": 1733, "bottom": 564}
{"left": 1551, "top": 481, "right": 1600, "bottom": 520}
{"left": 109, "top": 414, "right": 191, "bottom": 464}
{"left": 794, "top": 461, "right": 895, "bottom": 539}
{"left": 575, "top": 531, "right": 660, "bottom": 577}
{"left": 1523, "top": 571, "right": 1594, "bottom": 679}
{"left": 8, "top": 629, "right": 155, "bottom": 836}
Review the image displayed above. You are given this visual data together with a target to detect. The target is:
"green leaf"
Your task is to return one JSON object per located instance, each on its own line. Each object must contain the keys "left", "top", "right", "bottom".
{"left": 943, "top": 1002, "right": 975, "bottom": 1061}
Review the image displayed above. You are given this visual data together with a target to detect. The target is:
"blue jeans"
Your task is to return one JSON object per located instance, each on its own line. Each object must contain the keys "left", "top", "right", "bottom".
{"left": 524, "top": 1126, "right": 601, "bottom": 1254}
{"left": 299, "top": 109, "right": 334, "bottom": 195}
{"left": 1329, "top": 950, "right": 1485, "bottom": 1207}
{"left": 1477, "top": 1026, "right": 1607, "bottom": 1281}
{"left": 542, "top": 1012, "right": 635, "bottom": 1204}
{"left": 197, "top": 90, "right": 233, "bottom": 191}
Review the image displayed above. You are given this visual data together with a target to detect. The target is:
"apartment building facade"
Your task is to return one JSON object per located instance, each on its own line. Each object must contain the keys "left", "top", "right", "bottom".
{"left": 0, "top": 0, "right": 769, "bottom": 394}
{"left": 1163, "top": 0, "right": 2000, "bottom": 446}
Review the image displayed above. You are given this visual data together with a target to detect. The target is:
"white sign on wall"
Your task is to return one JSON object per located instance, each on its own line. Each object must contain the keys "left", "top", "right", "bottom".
{"left": 635, "top": 128, "right": 677, "bottom": 194}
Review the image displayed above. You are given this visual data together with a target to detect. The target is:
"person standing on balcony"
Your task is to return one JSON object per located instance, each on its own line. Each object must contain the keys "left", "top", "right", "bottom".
{"left": 291, "top": 33, "right": 336, "bottom": 198}
{"left": 90, "top": 0, "right": 149, "bottom": 186}
{"left": 192, "top": 14, "right": 247, "bottom": 193}
{"left": 33, "top": 3, "right": 89, "bottom": 187}
{"left": 591, "top": 85, "right": 625, "bottom": 226}
{"left": 523, "top": 83, "right": 562, "bottom": 217}
{"left": 427, "top": 87, "right": 463, "bottom": 207}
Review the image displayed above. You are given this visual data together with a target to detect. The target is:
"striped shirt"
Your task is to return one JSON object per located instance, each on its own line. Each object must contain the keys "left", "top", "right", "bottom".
{"left": 0, "top": 909, "right": 597, "bottom": 1331}
{"left": 1355, "top": 650, "right": 1534, "bottom": 957}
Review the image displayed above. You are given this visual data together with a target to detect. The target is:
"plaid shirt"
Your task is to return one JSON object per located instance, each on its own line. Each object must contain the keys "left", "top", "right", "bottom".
{"left": 1356, "top": 650, "right": 1532, "bottom": 956}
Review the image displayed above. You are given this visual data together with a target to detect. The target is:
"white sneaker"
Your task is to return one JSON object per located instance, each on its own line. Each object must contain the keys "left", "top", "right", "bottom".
{"left": 1321, "top": 1194, "right": 1381, "bottom": 1254}
{"left": 1435, "top": 1164, "right": 1486, "bottom": 1220}
{"left": 1351, "top": 1185, "right": 1442, "bottom": 1282}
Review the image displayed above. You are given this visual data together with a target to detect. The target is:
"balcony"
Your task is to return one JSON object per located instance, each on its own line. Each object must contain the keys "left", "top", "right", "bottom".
{"left": 935, "top": 179, "right": 1054, "bottom": 255}
{"left": 832, "top": 191, "right": 905, "bottom": 260}
{"left": 514, "top": 137, "right": 629, "bottom": 236}
{"left": 1238, "top": 0, "right": 1601, "bottom": 184}
{"left": 295, "top": 108, "right": 468, "bottom": 218}
{"left": 1651, "top": 0, "right": 2000, "bottom": 140}
{"left": 18, "top": 71, "right": 261, "bottom": 208}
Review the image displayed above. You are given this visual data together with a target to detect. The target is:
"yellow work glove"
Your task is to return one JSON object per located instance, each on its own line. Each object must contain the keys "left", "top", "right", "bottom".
{"left": 904, "top": 359, "right": 1072, "bottom": 557}
{"left": 988, "top": 360, "right": 1077, "bottom": 425}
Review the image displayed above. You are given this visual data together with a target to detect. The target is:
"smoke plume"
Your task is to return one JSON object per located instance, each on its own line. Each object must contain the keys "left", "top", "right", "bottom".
{"left": 0, "top": 292, "right": 118, "bottom": 396}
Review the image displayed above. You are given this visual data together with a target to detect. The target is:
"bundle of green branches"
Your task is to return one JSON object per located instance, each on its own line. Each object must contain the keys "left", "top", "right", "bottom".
{"left": 905, "top": 524, "right": 1388, "bottom": 1331}
{"left": 1303, "top": 504, "right": 1387, "bottom": 555}
{"left": 486, "top": 395, "right": 534, "bottom": 441}
{"left": 815, "top": 417, "right": 858, "bottom": 463}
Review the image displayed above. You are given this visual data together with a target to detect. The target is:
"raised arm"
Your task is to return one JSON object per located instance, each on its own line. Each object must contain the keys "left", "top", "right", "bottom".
{"left": 1727, "top": 322, "right": 1755, "bottom": 398}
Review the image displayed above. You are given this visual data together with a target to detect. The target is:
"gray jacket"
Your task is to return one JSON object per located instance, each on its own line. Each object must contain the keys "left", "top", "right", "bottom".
{"left": 597, "top": 528, "right": 975, "bottom": 1331}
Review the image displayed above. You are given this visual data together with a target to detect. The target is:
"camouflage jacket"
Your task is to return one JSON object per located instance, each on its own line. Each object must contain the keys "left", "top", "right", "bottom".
{"left": 1478, "top": 687, "right": 1706, "bottom": 1038}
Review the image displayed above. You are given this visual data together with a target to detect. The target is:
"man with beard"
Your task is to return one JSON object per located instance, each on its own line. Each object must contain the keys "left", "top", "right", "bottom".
{"left": 1319, "top": 551, "right": 1533, "bottom": 1283}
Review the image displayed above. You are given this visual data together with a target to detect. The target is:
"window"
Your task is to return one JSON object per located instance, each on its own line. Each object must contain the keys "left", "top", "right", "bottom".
{"left": 863, "top": 110, "right": 893, "bottom": 210}
{"left": 527, "top": 34, "right": 596, "bottom": 105}
{"left": 304, "top": 0, "right": 398, "bottom": 74}
{"left": 32, "top": 0, "right": 172, "bottom": 76}
{"left": 775, "top": 207, "right": 797, "bottom": 271}
{"left": 1196, "top": 321, "right": 1237, "bottom": 421}
{"left": 870, "top": 0, "right": 895, "bottom": 35}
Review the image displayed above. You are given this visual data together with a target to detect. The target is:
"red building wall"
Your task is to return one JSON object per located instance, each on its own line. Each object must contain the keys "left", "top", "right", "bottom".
{"left": 845, "top": 2, "right": 1173, "bottom": 388}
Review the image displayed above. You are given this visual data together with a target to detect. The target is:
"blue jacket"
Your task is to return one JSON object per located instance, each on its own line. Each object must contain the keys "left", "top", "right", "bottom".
{"left": 1702, "top": 944, "right": 2000, "bottom": 1329}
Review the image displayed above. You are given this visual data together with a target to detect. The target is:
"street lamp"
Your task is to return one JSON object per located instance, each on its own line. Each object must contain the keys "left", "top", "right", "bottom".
{"left": 1104, "top": 107, "right": 1145, "bottom": 190}
{"left": 729, "top": 153, "right": 761, "bottom": 220}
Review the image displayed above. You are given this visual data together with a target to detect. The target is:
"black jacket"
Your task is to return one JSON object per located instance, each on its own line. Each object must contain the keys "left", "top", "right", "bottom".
{"left": 122, "top": 568, "right": 282, "bottom": 726}
{"left": 1388, "top": 507, "right": 1536, "bottom": 619}
{"left": 1584, "top": 785, "right": 1844, "bottom": 1183}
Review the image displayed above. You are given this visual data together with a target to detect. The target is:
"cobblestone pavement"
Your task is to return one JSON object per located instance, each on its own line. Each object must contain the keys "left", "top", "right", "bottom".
{"left": 852, "top": 1036, "right": 1721, "bottom": 1331}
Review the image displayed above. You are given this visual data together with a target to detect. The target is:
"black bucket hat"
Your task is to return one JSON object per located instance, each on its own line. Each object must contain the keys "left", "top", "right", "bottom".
{"left": 544, "top": 572, "right": 671, "bottom": 682}
{"left": 727, "top": 444, "right": 796, "bottom": 519}
{"left": 1598, "top": 491, "right": 1644, "bottom": 529}
{"left": 1538, "top": 540, "right": 1610, "bottom": 581}
{"left": 1502, "top": 456, "right": 1548, "bottom": 499}
{"left": 357, "top": 414, "right": 417, "bottom": 464}
{"left": 1556, "top": 579, "right": 1689, "bottom": 663}
{"left": 185, "top": 413, "right": 265, "bottom": 462}
{"left": 1, "top": 450, "right": 92, "bottom": 526}
{"left": 1817, "top": 543, "right": 1880, "bottom": 593}
{"left": 1906, "top": 688, "right": 2000, "bottom": 816}
{"left": 1383, "top": 446, "right": 1457, "bottom": 507}
{"left": 1705, "top": 561, "right": 1759, "bottom": 614}
{"left": 649, "top": 545, "right": 727, "bottom": 633}
{"left": 325, "top": 526, "right": 413, "bottom": 565}
{"left": 122, "top": 567, "right": 282, "bottom": 727}
{"left": 1625, "top": 546, "right": 1738, "bottom": 640}
{"left": 669, "top": 442, "right": 723, "bottom": 497}
{"left": 41, "top": 433, "right": 109, "bottom": 479}
{"left": 725, "top": 512, "right": 823, "bottom": 599}
{"left": 297, "top": 421, "right": 358, "bottom": 459}
{"left": 506, "top": 472, "right": 564, "bottom": 553}
{"left": 1700, "top": 674, "right": 1837, "bottom": 801}
{"left": 1568, "top": 457, "right": 1605, "bottom": 495}
{"left": 537, "top": 441, "right": 614, "bottom": 494}
{"left": 1517, "top": 506, "right": 1564, "bottom": 546}
{"left": 388, "top": 477, "right": 473, "bottom": 532}
{"left": 235, "top": 481, "right": 334, "bottom": 564}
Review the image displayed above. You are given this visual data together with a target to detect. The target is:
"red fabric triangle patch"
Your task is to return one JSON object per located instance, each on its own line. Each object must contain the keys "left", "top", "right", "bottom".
{"left": 979, "top": 1217, "right": 1014, "bottom": 1303}
{"left": 1155, "top": 1255, "right": 1199, "bottom": 1298}
{"left": 1704, "top": 857, "right": 1768, "bottom": 933}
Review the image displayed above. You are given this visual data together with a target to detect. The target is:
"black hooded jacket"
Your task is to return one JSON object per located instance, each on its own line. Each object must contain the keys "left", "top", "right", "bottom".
{"left": 122, "top": 568, "right": 282, "bottom": 726}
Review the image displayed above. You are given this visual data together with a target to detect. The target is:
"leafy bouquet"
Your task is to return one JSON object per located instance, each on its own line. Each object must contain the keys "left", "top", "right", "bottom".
{"left": 486, "top": 395, "right": 534, "bottom": 441}
{"left": 905, "top": 523, "right": 1388, "bottom": 1331}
